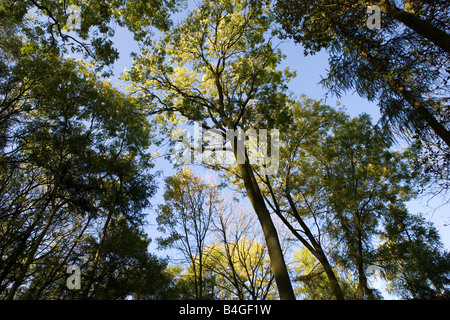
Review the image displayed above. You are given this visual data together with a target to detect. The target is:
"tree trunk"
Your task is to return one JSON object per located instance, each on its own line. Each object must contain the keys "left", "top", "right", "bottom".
{"left": 356, "top": 260, "right": 375, "bottom": 300}
{"left": 394, "top": 86, "right": 450, "bottom": 148}
{"left": 315, "top": 250, "right": 345, "bottom": 300}
{"left": 378, "top": 1, "right": 450, "bottom": 54}
{"left": 83, "top": 209, "right": 113, "bottom": 298}
{"left": 198, "top": 250, "right": 203, "bottom": 300}
{"left": 237, "top": 162, "right": 296, "bottom": 300}
{"left": 355, "top": 224, "right": 375, "bottom": 300}
{"left": 283, "top": 190, "right": 345, "bottom": 300}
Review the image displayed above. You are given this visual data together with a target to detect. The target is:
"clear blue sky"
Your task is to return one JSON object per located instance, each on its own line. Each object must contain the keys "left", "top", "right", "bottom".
{"left": 103, "top": 4, "right": 449, "bottom": 298}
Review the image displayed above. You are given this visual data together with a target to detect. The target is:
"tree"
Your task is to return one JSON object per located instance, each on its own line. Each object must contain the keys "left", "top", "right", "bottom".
{"left": 319, "top": 114, "right": 419, "bottom": 299}
{"left": 156, "top": 167, "right": 219, "bottom": 300}
{"left": 0, "top": 15, "right": 158, "bottom": 299}
{"left": 256, "top": 96, "right": 347, "bottom": 300}
{"left": 293, "top": 247, "right": 357, "bottom": 300}
{"left": 127, "top": 0, "right": 296, "bottom": 299}
{"left": 274, "top": 0, "right": 450, "bottom": 195}
{"left": 205, "top": 200, "right": 277, "bottom": 300}
{"left": 81, "top": 217, "right": 174, "bottom": 300}
{"left": 260, "top": 96, "right": 423, "bottom": 299}
{"left": 378, "top": 207, "right": 450, "bottom": 299}
{"left": 274, "top": 0, "right": 449, "bottom": 146}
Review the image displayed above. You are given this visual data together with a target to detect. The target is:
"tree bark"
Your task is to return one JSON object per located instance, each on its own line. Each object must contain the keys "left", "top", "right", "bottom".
{"left": 237, "top": 162, "right": 296, "bottom": 300}
{"left": 355, "top": 227, "right": 375, "bottom": 300}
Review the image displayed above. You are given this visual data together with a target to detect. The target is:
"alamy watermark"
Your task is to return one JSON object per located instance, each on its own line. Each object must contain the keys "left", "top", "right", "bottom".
{"left": 66, "top": 5, "right": 81, "bottom": 31}
{"left": 366, "top": 265, "right": 383, "bottom": 290}
{"left": 366, "top": 5, "right": 381, "bottom": 30}
{"left": 170, "top": 121, "right": 280, "bottom": 175}
{"left": 66, "top": 265, "right": 81, "bottom": 290}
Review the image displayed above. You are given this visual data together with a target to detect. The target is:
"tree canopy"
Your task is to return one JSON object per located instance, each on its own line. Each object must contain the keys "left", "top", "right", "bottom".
{"left": 0, "top": 0, "right": 448, "bottom": 301}
{"left": 274, "top": 0, "right": 450, "bottom": 193}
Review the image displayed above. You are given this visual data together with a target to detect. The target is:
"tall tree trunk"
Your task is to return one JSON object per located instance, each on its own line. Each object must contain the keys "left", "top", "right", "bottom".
{"left": 237, "top": 162, "right": 296, "bottom": 300}
{"left": 355, "top": 215, "right": 376, "bottom": 300}
{"left": 377, "top": 0, "right": 450, "bottom": 54}
{"left": 83, "top": 209, "right": 113, "bottom": 298}
{"left": 198, "top": 250, "right": 203, "bottom": 300}
{"left": 315, "top": 249, "right": 345, "bottom": 300}
{"left": 390, "top": 84, "right": 450, "bottom": 148}
{"left": 356, "top": 258, "right": 375, "bottom": 299}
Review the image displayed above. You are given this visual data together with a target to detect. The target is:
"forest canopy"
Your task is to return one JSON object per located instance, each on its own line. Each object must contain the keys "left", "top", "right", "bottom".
{"left": 0, "top": 0, "right": 449, "bottom": 300}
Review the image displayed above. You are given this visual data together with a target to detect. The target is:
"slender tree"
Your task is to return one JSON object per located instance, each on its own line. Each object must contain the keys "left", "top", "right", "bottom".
{"left": 378, "top": 207, "right": 450, "bottom": 299}
{"left": 299, "top": 111, "right": 420, "bottom": 299}
{"left": 206, "top": 200, "right": 277, "bottom": 300}
{"left": 156, "top": 167, "right": 218, "bottom": 300}
{"left": 128, "top": 0, "right": 296, "bottom": 299}
{"left": 256, "top": 97, "right": 347, "bottom": 300}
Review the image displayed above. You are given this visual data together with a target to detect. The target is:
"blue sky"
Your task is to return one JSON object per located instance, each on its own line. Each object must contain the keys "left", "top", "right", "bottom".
{"left": 102, "top": 4, "right": 449, "bottom": 298}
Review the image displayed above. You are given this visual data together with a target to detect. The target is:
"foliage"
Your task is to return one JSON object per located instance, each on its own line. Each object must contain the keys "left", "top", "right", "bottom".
{"left": 274, "top": 0, "right": 450, "bottom": 193}
{"left": 293, "top": 247, "right": 357, "bottom": 300}
{"left": 1, "top": 0, "right": 448, "bottom": 301}
{"left": 125, "top": 0, "right": 295, "bottom": 138}
{"left": 0, "top": 8, "right": 166, "bottom": 299}
{"left": 378, "top": 208, "right": 450, "bottom": 299}
{"left": 0, "top": 0, "right": 184, "bottom": 72}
